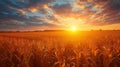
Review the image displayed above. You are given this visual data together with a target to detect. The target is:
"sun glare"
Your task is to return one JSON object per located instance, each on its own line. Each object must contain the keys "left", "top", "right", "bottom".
{"left": 70, "top": 25, "right": 77, "bottom": 32}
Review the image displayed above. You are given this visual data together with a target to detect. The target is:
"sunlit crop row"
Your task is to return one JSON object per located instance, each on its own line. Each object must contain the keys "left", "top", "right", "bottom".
{"left": 0, "top": 32, "right": 120, "bottom": 67}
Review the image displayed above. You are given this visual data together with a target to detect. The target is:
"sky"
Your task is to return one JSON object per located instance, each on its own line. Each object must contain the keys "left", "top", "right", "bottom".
{"left": 0, "top": 0, "right": 120, "bottom": 31}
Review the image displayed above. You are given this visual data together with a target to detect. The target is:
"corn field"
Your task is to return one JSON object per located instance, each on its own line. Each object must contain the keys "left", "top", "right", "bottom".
{"left": 0, "top": 31, "right": 120, "bottom": 67}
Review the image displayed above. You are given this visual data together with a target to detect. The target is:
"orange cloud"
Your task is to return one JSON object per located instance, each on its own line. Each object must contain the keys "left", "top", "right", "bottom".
{"left": 28, "top": 7, "right": 38, "bottom": 13}
{"left": 18, "top": 9, "right": 26, "bottom": 15}
{"left": 43, "top": 4, "right": 50, "bottom": 9}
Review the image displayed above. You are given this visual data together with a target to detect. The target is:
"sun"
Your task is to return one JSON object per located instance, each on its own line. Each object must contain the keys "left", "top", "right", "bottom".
{"left": 70, "top": 25, "right": 77, "bottom": 32}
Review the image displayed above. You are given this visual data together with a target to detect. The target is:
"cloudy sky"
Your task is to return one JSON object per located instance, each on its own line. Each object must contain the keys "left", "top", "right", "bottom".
{"left": 0, "top": 0, "right": 120, "bottom": 31}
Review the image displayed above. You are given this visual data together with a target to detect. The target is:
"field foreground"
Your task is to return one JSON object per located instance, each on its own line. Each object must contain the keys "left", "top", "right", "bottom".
{"left": 0, "top": 31, "right": 120, "bottom": 67}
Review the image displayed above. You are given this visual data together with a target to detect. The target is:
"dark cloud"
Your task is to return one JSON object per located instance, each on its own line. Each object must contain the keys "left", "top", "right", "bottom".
{"left": 50, "top": 3, "right": 73, "bottom": 17}
{"left": 0, "top": 16, "right": 58, "bottom": 30}
{"left": 109, "top": 0, "right": 120, "bottom": 9}
{"left": 0, "top": 0, "right": 58, "bottom": 30}
{"left": 87, "top": 0, "right": 120, "bottom": 25}
{"left": 0, "top": 0, "right": 52, "bottom": 20}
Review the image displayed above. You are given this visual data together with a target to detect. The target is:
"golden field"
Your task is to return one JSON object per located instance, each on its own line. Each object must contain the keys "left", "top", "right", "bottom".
{"left": 0, "top": 31, "right": 120, "bottom": 67}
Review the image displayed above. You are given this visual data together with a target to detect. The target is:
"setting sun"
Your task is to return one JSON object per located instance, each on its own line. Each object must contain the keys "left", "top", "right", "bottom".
{"left": 70, "top": 25, "right": 77, "bottom": 32}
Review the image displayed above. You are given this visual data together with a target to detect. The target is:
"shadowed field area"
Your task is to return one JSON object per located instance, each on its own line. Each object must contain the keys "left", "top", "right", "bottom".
{"left": 0, "top": 31, "right": 120, "bottom": 67}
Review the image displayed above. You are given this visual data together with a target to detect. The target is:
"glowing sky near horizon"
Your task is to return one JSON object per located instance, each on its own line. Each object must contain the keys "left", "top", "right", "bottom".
{"left": 0, "top": 0, "right": 120, "bottom": 31}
